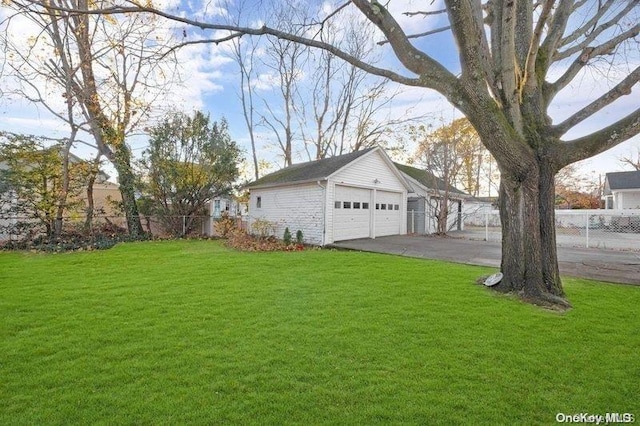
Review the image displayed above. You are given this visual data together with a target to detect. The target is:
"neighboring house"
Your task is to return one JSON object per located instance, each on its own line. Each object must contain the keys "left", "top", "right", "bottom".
{"left": 246, "top": 147, "right": 411, "bottom": 245}
{"left": 209, "top": 196, "right": 246, "bottom": 219}
{"left": 204, "top": 195, "right": 248, "bottom": 236}
{"left": 66, "top": 153, "right": 123, "bottom": 221}
{"left": 0, "top": 161, "right": 17, "bottom": 241}
{"left": 89, "top": 179, "right": 122, "bottom": 219}
{"left": 394, "top": 163, "right": 470, "bottom": 234}
{"left": 603, "top": 171, "right": 640, "bottom": 209}
{"left": 0, "top": 155, "right": 122, "bottom": 242}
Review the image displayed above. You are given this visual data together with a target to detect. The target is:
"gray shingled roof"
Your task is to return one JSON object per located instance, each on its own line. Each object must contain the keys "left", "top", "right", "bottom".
{"left": 246, "top": 148, "right": 375, "bottom": 188}
{"left": 394, "top": 163, "right": 467, "bottom": 195}
{"left": 606, "top": 170, "right": 640, "bottom": 191}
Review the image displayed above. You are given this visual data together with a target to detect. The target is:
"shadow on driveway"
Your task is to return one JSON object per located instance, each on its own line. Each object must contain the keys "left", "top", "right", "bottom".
{"left": 331, "top": 234, "right": 640, "bottom": 285}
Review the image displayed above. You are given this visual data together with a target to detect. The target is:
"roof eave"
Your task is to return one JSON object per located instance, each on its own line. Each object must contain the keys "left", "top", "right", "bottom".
{"left": 246, "top": 177, "right": 329, "bottom": 190}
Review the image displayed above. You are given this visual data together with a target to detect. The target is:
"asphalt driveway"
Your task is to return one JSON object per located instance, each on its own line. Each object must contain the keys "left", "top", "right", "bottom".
{"left": 331, "top": 234, "right": 640, "bottom": 285}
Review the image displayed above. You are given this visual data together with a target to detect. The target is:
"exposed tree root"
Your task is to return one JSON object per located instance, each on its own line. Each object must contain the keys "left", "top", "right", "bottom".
{"left": 519, "top": 291, "right": 572, "bottom": 312}
{"left": 476, "top": 275, "right": 572, "bottom": 312}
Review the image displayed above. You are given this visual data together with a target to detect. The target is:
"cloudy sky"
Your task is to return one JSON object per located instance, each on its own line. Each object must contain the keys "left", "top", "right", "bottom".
{"left": 1, "top": 0, "right": 638, "bottom": 183}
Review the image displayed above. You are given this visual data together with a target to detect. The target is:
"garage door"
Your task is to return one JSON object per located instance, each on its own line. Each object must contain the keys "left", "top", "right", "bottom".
{"left": 375, "top": 190, "right": 402, "bottom": 237}
{"left": 333, "top": 185, "right": 371, "bottom": 241}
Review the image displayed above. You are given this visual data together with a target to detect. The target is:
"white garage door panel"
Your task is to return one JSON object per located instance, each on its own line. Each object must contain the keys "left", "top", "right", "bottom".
{"left": 375, "top": 191, "right": 402, "bottom": 237}
{"left": 334, "top": 186, "right": 371, "bottom": 241}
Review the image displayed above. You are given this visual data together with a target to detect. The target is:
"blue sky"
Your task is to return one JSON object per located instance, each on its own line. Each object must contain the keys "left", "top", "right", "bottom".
{"left": 1, "top": 0, "right": 638, "bottom": 184}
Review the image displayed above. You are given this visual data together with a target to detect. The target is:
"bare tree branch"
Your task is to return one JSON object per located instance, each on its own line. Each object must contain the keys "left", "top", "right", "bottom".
{"left": 552, "top": 66, "right": 640, "bottom": 136}
{"left": 558, "top": 0, "right": 616, "bottom": 49}
{"left": 538, "top": 0, "right": 573, "bottom": 70}
{"left": 21, "top": 0, "right": 428, "bottom": 88}
{"left": 555, "top": 1, "right": 638, "bottom": 61}
{"left": 351, "top": 0, "right": 458, "bottom": 94}
{"left": 376, "top": 25, "right": 450, "bottom": 46}
{"left": 618, "top": 148, "right": 640, "bottom": 171}
{"left": 546, "top": 25, "right": 640, "bottom": 102}
{"left": 403, "top": 9, "right": 447, "bottom": 18}
{"left": 555, "top": 108, "right": 640, "bottom": 166}
{"left": 522, "top": 0, "right": 554, "bottom": 91}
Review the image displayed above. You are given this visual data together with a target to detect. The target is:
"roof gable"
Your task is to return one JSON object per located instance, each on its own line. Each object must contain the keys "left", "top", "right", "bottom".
{"left": 246, "top": 148, "right": 376, "bottom": 188}
{"left": 605, "top": 171, "right": 640, "bottom": 191}
{"left": 394, "top": 163, "right": 467, "bottom": 195}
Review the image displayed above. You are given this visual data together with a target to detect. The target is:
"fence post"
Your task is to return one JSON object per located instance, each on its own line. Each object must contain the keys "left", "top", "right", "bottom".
{"left": 585, "top": 213, "right": 589, "bottom": 249}
{"left": 182, "top": 216, "right": 186, "bottom": 236}
{"left": 485, "top": 211, "right": 489, "bottom": 241}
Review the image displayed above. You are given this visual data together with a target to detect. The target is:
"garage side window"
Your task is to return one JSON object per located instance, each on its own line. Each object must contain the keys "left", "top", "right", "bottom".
{"left": 256, "top": 196, "right": 262, "bottom": 208}
{"left": 335, "top": 201, "right": 341, "bottom": 208}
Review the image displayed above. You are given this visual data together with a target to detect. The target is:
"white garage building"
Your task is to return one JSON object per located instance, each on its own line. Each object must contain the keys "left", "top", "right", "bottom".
{"left": 246, "top": 147, "right": 411, "bottom": 245}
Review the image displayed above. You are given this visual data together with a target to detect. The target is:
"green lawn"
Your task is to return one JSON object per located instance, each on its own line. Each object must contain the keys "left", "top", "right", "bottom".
{"left": 1, "top": 240, "right": 638, "bottom": 424}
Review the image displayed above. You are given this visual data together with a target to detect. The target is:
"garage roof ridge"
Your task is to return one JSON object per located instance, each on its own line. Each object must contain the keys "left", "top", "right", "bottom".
{"left": 245, "top": 147, "right": 377, "bottom": 189}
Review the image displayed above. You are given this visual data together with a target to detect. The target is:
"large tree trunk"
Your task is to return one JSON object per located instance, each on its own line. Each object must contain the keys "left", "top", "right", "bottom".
{"left": 113, "top": 147, "right": 143, "bottom": 237}
{"left": 494, "top": 161, "right": 569, "bottom": 307}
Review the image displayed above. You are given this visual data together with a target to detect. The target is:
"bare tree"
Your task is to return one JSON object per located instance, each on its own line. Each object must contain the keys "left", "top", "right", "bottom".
{"left": 412, "top": 119, "right": 472, "bottom": 234}
{"left": 2, "top": 0, "right": 180, "bottom": 237}
{"left": 303, "top": 15, "right": 395, "bottom": 160}
{"left": 618, "top": 146, "right": 640, "bottom": 171}
{"left": 1, "top": 7, "right": 88, "bottom": 237}
{"left": 231, "top": 37, "right": 260, "bottom": 180}
{"left": 10, "top": 1, "right": 640, "bottom": 307}
{"left": 258, "top": 4, "right": 309, "bottom": 167}
{"left": 227, "top": 0, "right": 261, "bottom": 180}
{"left": 555, "top": 163, "right": 602, "bottom": 209}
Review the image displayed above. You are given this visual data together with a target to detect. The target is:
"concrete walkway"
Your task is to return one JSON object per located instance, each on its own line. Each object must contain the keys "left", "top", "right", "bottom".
{"left": 331, "top": 234, "right": 640, "bottom": 285}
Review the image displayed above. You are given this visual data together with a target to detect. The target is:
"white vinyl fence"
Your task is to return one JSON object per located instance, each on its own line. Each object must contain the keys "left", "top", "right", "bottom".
{"left": 463, "top": 209, "right": 640, "bottom": 251}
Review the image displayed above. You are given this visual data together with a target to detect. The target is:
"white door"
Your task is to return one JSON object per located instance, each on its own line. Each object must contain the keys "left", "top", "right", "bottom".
{"left": 374, "top": 191, "right": 402, "bottom": 237}
{"left": 333, "top": 185, "right": 372, "bottom": 241}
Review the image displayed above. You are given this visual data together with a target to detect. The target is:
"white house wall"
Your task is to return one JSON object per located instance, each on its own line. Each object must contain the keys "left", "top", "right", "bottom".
{"left": 615, "top": 191, "right": 640, "bottom": 209}
{"left": 332, "top": 151, "right": 406, "bottom": 191}
{"left": 248, "top": 183, "right": 325, "bottom": 245}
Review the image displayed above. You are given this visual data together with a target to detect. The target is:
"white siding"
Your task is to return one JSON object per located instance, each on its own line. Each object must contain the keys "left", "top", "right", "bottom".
{"left": 617, "top": 191, "right": 640, "bottom": 209}
{"left": 248, "top": 183, "right": 325, "bottom": 245}
{"left": 332, "top": 150, "right": 406, "bottom": 192}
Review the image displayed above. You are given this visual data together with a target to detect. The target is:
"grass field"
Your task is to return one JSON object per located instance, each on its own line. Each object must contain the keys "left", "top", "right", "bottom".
{"left": 1, "top": 240, "right": 638, "bottom": 424}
